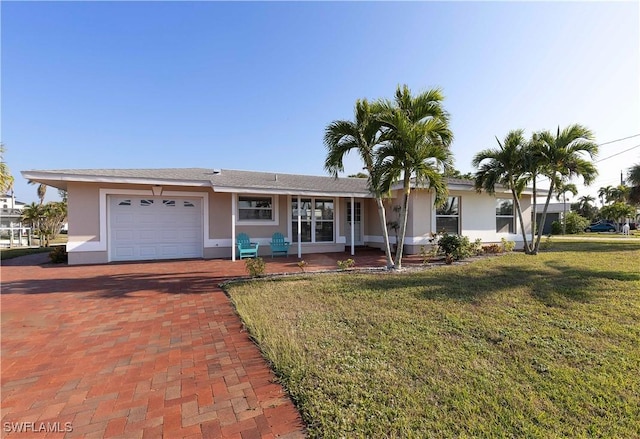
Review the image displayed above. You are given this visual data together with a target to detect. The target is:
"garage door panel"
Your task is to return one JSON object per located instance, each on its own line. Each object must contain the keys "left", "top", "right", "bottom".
{"left": 109, "top": 196, "right": 203, "bottom": 262}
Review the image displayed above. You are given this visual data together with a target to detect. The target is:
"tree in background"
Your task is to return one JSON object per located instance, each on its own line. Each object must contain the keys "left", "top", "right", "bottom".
{"left": 555, "top": 182, "right": 578, "bottom": 234}
{"left": 600, "top": 202, "right": 635, "bottom": 231}
{"left": 628, "top": 163, "right": 640, "bottom": 205}
{"left": 571, "top": 195, "right": 598, "bottom": 221}
{"left": 21, "top": 201, "right": 67, "bottom": 247}
{"left": 375, "top": 85, "right": 453, "bottom": 269}
{"left": 28, "top": 180, "right": 47, "bottom": 205}
{"left": 324, "top": 99, "right": 394, "bottom": 269}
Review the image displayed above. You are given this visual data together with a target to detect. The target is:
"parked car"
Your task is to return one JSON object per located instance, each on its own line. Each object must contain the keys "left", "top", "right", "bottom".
{"left": 584, "top": 220, "right": 616, "bottom": 233}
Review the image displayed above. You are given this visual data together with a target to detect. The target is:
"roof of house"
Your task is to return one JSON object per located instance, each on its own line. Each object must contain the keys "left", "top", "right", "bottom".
{"left": 21, "top": 167, "right": 536, "bottom": 197}
{"left": 21, "top": 168, "right": 372, "bottom": 197}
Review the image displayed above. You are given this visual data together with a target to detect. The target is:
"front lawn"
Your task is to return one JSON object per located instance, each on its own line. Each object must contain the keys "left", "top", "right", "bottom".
{"left": 226, "top": 241, "right": 640, "bottom": 438}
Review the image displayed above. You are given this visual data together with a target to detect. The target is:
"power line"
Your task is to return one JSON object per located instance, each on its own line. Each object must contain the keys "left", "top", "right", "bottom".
{"left": 598, "top": 133, "right": 640, "bottom": 146}
{"left": 595, "top": 143, "right": 640, "bottom": 163}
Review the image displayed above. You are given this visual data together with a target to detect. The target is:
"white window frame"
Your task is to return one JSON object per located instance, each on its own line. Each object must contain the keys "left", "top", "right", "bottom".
{"left": 496, "top": 198, "right": 515, "bottom": 234}
{"left": 435, "top": 196, "right": 460, "bottom": 234}
{"left": 236, "top": 194, "right": 279, "bottom": 226}
{"left": 289, "top": 197, "right": 335, "bottom": 243}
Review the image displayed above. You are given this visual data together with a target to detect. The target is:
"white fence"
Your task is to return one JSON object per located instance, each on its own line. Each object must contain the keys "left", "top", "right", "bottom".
{"left": 0, "top": 227, "right": 33, "bottom": 248}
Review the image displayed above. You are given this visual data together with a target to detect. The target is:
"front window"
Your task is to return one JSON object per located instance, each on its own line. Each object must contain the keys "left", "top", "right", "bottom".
{"left": 291, "top": 197, "right": 334, "bottom": 242}
{"left": 239, "top": 196, "right": 273, "bottom": 221}
{"left": 436, "top": 197, "right": 460, "bottom": 234}
{"left": 496, "top": 198, "right": 515, "bottom": 233}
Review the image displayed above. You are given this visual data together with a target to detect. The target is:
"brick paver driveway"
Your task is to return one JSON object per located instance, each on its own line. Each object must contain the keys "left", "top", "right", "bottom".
{"left": 1, "top": 257, "right": 307, "bottom": 438}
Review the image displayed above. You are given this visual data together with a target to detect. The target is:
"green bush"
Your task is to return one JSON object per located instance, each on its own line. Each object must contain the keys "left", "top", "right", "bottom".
{"left": 245, "top": 257, "right": 266, "bottom": 277}
{"left": 564, "top": 212, "right": 590, "bottom": 234}
{"left": 49, "top": 246, "right": 68, "bottom": 264}
{"left": 436, "top": 233, "right": 474, "bottom": 261}
{"left": 551, "top": 221, "right": 562, "bottom": 235}
{"left": 501, "top": 237, "right": 516, "bottom": 252}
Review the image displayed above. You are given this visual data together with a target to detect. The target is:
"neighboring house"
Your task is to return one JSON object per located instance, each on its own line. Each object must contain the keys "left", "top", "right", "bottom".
{"left": 534, "top": 203, "right": 564, "bottom": 235}
{"left": 21, "top": 168, "right": 537, "bottom": 265}
{"left": 0, "top": 192, "right": 26, "bottom": 228}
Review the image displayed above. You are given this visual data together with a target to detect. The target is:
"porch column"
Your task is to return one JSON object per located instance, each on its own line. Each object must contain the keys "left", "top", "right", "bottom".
{"left": 350, "top": 196, "right": 355, "bottom": 256}
{"left": 231, "top": 193, "right": 237, "bottom": 261}
{"left": 297, "top": 196, "right": 302, "bottom": 258}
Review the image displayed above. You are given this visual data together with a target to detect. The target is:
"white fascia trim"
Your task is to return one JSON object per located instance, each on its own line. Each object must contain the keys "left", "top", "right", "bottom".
{"left": 67, "top": 188, "right": 214, "bottom": 253}
{"left": 213, "top": 186, "right": 371, "bottom": 198}
{"left": 21, "top": 171, "right": 211, "bottom": 188}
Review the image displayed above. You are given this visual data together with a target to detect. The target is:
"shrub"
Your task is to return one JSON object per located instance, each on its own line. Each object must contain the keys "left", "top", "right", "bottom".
{"left": 471, "top": 238, "right": 484, "bottom": 255}
{"left": 551, "top": 221, "right": 562, "bottom": 235}
{"left": 337, "top": 259, "right": 355, "bottom": 270}
{"left": 436, "top": 233, "right": 474, "bottom": 261}
{"left": 501, "top": 237, "right": 516, "bottom": 252}
{"left": 564, "top": 212, "right": 590, "bottom": 234}
{"left": 49, "top": 246, "right": 68, "bottom": 264}
{"left": 482, "top": 244, "right": 503, "bottom": 254}
{"left": 245, "top": 257, "right": 265, "bottom": 277}
{"left": 419, "top": 245, "right": 438, "bottom": 265}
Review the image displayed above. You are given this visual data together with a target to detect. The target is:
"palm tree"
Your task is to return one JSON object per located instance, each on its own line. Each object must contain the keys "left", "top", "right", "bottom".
{"left": 473, "top": 129, "right": 535, "bottom": 253}
{"left": 324, "top": 99, "right": 394, "bottom": 269}
{"left": 28, "top": 180, "right": 47, "bottom": 205}
{"left": 598, "top": 185, "right": 614, "bottom": 206}
{"left": 609, "top": 184, "right": 630, "bottom": 204}
{"left": 0, "top": 143, "right": 13, "bottom": 194}
{"left": 534, "top": 124, "right": 599, "bottom": 251}
{"left": 21, "top": 202, "right": 44, "bottom": 246}
{"left": 628, "top": 163, "right": 640, "bottom": 204}
{"left": 576, "top": 195, "right": 597, "bottom": 220}
{"left": 555, "top": 182, "right": 578, "bottom": 234}
{"left": 375, "top": 85, "right": 453, "bottom": 269}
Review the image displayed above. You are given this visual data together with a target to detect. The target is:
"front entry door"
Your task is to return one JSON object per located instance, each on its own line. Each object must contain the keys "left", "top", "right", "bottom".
{"left": 346, "top": 201, "right": 363, "bottom": 245}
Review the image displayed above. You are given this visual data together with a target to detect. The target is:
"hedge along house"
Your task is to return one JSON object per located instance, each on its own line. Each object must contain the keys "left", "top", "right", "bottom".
{"left": 21, "top": 168, "right": 537, "bottom": 265}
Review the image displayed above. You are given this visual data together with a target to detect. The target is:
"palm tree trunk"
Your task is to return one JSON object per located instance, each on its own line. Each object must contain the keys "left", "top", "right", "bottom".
{"left": 533, "top": 179, "right": 556, "bottom": 253}
{"left": 530, "top": 177, "right": 537, "bottom": 252}
{"left": 511, "top": 187, "right": 532, "bottom": 254}
{"left": 393, "top": 173, "right": 412, "bottom": 269}
{"left": 375, "top": 197, "right": 394, "bottom": 269}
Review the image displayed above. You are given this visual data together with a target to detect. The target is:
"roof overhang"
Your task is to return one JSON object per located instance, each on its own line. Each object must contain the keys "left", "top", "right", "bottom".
{"left": 21, "top": 171, "right": 211, "bottom": 191}
{"left": 212, "top": 186, "right": 372, "bottom": 198}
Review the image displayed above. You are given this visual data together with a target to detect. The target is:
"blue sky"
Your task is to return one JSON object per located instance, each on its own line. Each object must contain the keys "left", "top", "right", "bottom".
{"left": 2, "top": 1, "right": 639, "bottom": 205}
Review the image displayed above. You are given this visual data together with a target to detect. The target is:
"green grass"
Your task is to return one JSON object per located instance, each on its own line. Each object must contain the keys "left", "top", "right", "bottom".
{"left": 225, "top": 241, "right": 640, "bottom": 438}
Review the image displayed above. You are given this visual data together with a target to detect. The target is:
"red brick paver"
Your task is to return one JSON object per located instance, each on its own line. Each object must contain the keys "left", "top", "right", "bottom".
{"left": 1, "top": 249, "right": 415, "bottom": 438}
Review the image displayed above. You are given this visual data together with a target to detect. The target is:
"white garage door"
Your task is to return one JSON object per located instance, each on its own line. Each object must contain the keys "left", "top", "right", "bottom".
{"left": 109, "top": 196, "right": 203, "bottom": 262}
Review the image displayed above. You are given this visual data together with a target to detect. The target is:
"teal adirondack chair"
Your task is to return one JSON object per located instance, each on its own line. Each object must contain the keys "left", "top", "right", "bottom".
{"left": 269, "top": 232, "right": 291, "bottom": 258}
{"left": 236, "top": 233, "right": 259, "bottom": 259}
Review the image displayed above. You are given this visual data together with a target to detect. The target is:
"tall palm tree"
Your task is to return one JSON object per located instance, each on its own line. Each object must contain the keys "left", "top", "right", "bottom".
{"left": 534, "top": 124, "right": 599, "bottom": 251}
{"left": 21, "top": 202, "right": 44, "bottom": 246}
{"left": 28, "top": 180, "right": 47, "bottom": 205}
{"left": 628, "top": 163, "right": 640, "bottom": 204}
{"left": 324, "top": 99, "right": 394, "bottom": 268}
{"left": 576, "top": 195, "right": 597, "bottom": 220}
{"left": 375, "top": 85, "right": 453, "bottom": 269}
{"left": 0, "top": 143, "right": 13, "bottom": 194}
{"left": 597, "top": 185, "right": 614, "bottom": 207}
{"left": 473, "top": 129, "right": 535, "bottom": 253}
{"left": 609, "top": 184, "right": 630, "bottom": 204}
{"left": 555, "top": 182, "right": 578, "bottom": 234}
